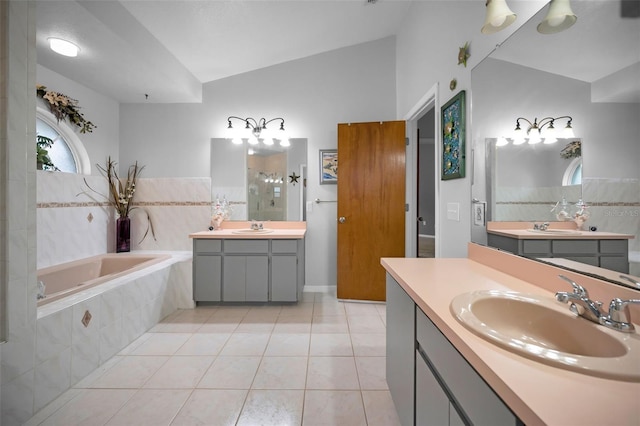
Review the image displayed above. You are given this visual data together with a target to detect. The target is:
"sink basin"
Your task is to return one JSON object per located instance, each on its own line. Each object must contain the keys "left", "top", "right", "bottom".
{"left": 231, "top": 229, "right": 274, "bottom": 234}
{"left": 527, "top": 229, "right": 582, "bottom": 235}
{"left": 450, "top": 290, "right": 640, "bottom": 381}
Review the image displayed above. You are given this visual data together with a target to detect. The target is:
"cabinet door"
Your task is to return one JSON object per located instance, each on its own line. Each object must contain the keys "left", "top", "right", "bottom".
{"left": 245, "top": 256, "right": 269, "bottom": 302}
{"left": 386, "top": 274, "right": 415, "bottom": 426}
{"left": 223, "top": 256, "right": 247, "bottom": 301}
{"left": 416, "top": 349, "right": 449, "bottom": 426}
{"left": 194, "top": 255, "right": 221, "bottom": 302}
{"left": 449, "top": 403, "right": 465, "bottom": 426}
{"left": 271, "top": 255, "right": 298, "bottom": 301}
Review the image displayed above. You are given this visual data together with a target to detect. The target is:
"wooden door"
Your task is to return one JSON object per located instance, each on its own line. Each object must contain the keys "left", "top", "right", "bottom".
{"left": 337, "top": 121, "right": 406, "bottom": 301}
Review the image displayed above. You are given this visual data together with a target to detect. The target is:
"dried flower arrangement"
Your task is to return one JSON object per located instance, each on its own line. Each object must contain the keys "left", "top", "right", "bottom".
{"left": 36, "top": 84, "right": 96, "bottom": 134}
{"left": 560, "top": 140, "right": 581, "bottom": 159}
{"left": 81, "top": 157, "right": 156, "bottom": 243}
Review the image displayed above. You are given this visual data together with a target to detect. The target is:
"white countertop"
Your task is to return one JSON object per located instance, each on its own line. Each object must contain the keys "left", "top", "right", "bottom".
{"left": 381, "top": 246, "right": 640, "bottom": 425}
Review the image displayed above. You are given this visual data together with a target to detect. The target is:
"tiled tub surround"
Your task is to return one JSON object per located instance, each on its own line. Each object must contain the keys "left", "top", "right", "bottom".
{"left": 37, "top": 172, "right": 212, "bottom": 268}
{"left": 33, "top": 251, "right": 192, "bottom": 414}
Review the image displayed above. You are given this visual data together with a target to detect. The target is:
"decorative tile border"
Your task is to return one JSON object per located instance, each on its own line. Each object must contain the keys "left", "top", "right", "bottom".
{"left": 37, "top": 201, "right": 247, "bottom": 209}
{"left": 496, "top": 201, "right": 640, "bottom": 206}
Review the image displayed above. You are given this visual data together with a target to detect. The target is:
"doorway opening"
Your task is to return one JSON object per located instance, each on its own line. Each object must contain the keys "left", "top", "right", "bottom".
{"left": 404, "top": 84, "right": 439, "bottom": 259}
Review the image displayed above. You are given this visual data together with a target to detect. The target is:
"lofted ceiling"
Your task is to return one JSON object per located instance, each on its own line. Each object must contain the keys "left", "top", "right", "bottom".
{"left": 35, "top": 1, "right": 639, "bottom": 104}
{"left": 35, "top": 0, "right": 413, "bottom": 103}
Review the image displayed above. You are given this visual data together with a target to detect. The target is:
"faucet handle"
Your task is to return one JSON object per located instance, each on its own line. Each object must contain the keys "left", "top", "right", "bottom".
{"left": 602, "top": 298, "right": 640, "bottom": 333}
{"left": 608, "top": 298, "right": 640, "bottom": 323}
{"left": 558, "top": 275, "right": 588, "bottom": 297}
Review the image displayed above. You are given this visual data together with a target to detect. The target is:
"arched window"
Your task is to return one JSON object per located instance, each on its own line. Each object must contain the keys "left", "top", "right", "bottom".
{"left": 562, "top": 157, "right": 582, "bottom": 186}
{"left": 36, "top": 107, "right": 91, "bottom": 174}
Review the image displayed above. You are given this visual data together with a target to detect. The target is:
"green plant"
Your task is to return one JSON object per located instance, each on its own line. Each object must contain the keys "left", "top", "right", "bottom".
{"left": 36, "top": 135, "right": 57, "bottom": 170}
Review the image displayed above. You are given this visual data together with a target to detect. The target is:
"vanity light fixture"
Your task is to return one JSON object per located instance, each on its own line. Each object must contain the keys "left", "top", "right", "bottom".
{"left": 48, "top": 37, "right": 80, "bottom": 57}
{"left": 481, "top": 0, "right": 577, "bottom": 35}
{"left": 513, "top": 115, "right": 574, "bottom": 143}
{"left": 481, "top": 0, "right": 517, "bottom": 34}
{"left": 226, "top": 116, "right": 289, "bottom": 147}
{"left": 537, "top": 0, "right": 577, "bottom": 34}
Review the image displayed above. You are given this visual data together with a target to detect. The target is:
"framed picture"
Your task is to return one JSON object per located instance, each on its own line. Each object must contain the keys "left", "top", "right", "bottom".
{"left": 319, "top": 149, "right": 338, "bottom": 184}
{"left": 441, "top": 90, "right": 466, "bottom": 180}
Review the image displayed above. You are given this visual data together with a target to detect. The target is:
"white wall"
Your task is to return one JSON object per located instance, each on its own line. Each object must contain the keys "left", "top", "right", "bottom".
{"left": 119, "top": 37, "right": 397, "bottom": 286}
{"left": 395, "top": 0, "right": 547, "bottom": 257}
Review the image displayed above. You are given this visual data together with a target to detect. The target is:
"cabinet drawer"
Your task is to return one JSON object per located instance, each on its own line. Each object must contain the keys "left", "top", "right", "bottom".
{"left": 416, "top": 308, "right": 516, "bottom": 425}
{"left": 224, "top": 240, "right": 269, "bottom": 253}
{"left": 195, "top": 239, "right": 222, "bottom": 253}
{"left": 552, "top": 240, "right": 597, "bottom": 254}
{"left": 600, "top": 256, "right": 629, "bottom": 273}
{"left": 600, "top": 240, "right": 628, "bottom": 254}
{"left": 522, "top": 239, "right": 550, "bottom": 254}
{"left": 272, "top": 240, "right": 298, "bottom": 253}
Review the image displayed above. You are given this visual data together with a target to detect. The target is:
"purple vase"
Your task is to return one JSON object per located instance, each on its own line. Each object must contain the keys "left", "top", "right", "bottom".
{"left": 116, "top": 216, "right": 131, "bottom": 253}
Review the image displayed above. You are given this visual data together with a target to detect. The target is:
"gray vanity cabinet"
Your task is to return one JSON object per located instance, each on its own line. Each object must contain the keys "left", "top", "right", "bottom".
{"left": 222, "top": 240, "right": 269, "bottom": 302}
{"left": 271, "top": 240, "right": 300, "bottom": 302}
{"left": 487, "top": 233, "right": 629, "bottom": 273}
{"left": 416, "top": 308, "right": 517, "bottom": 425}
{"left": 193, "top": 237, "right": 304, "bottom": 303}
{"left": 193, "top": 240, "right": 222, "bottom": 302}
{"left": 386, "top": 274, "right": 415, "bottom": 426}
{"left": 386, "top": 273, "right": 519, "bottom": 426}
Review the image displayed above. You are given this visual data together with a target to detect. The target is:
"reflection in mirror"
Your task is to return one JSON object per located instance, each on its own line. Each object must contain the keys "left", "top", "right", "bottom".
{"left": 489, "top": 138, "right": 582, "bottom": 222}
{"left": 211, "top": 138, "right": 307, "bottom": 221}
{"left": 471, "top": 0, "right": 640, "bottom": 287}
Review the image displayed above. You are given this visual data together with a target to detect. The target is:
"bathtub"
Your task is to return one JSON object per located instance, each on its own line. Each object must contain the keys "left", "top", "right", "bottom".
{"left": 37, "top": 253, "right": 171, "bottom": 306}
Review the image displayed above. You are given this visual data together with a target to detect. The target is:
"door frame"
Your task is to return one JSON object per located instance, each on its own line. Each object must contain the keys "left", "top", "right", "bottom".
{"left": 404, "top": 83, "right": 440, "bottom": 258}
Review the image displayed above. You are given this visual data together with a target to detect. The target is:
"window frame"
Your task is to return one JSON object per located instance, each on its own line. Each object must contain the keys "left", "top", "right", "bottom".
{"left": 36, "top": 106, "right": 91, "bottom": 175}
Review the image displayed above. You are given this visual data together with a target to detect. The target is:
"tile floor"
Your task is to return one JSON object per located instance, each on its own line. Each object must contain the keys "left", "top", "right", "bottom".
{"left": 27, "top": 287, "right": 401, "bottom": 426}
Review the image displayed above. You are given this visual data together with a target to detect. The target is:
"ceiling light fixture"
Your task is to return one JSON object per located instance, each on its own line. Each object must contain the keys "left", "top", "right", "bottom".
{"left": 226, "top": 116, "right": 289, "bottom": 147}
{"left": 537, "top": 0, "right": 577, "bottom": 34}
{"left": 48, "top": 37, "right": 80, "bottom": 57}
{"left": 513, "top": 115, "right": 574, "bottom": 143}
{"left": 481, "top": 0, "right": 517, "bottom": 34}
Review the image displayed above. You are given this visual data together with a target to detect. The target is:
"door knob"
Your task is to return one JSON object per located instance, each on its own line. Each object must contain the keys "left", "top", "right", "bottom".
{"left": 417, "top": 216, "right": 424, "bottom": 222}
{"left": 339, "top": 217, "right": 346, "bottom": 223}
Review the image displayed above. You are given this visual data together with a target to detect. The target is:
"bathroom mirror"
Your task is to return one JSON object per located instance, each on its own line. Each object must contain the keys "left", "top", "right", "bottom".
{"left": 471, "top": 0, "right": 640, "bottom": 288}
{"left": 210, "top": 138, "right": 307, "bottom": 221}
{"left": 488, "top": 137, "right": 582, "bottom": 222}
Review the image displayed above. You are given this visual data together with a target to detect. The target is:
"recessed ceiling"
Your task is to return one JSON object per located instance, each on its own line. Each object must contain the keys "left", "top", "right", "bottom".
{"left": 36, "top": 0, "right": 413, "bottom": 103}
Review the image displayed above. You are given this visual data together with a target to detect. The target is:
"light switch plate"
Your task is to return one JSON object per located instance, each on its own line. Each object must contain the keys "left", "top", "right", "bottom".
{"left": 447, "top": 202, "right": 460, "bottom": 221}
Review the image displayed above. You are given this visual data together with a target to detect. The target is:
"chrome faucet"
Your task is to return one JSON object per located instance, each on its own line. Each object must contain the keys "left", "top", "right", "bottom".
{"left": 619, "top": 275, "right": 640, "bottom": 288}
{"left": 533, "top": 222, "right": 550, "bottom": 231}
{"left": 555, "top": 275, "right": 640, "bottom": 333}
{"left": 600, "top": 298, "right": 640, "bottom": 333}
{"left": 555, "top": 275, "right": 603, "bottom": 323}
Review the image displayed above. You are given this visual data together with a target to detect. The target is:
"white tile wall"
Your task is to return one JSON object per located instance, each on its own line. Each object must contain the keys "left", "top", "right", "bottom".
{"left": 2, "top": 2, "right": 38, "bottom": 425}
